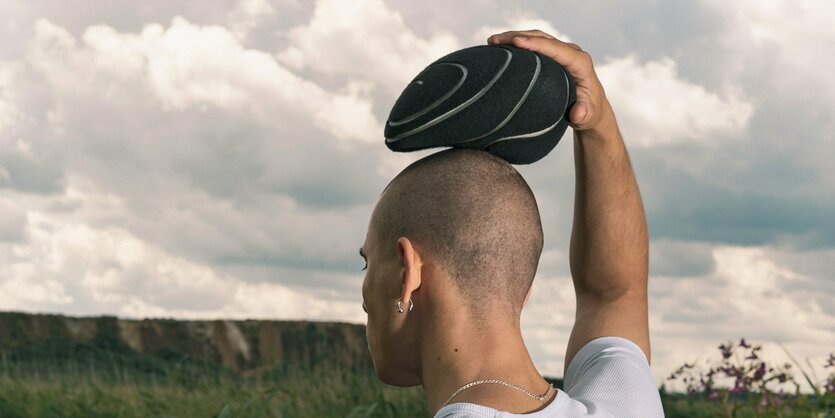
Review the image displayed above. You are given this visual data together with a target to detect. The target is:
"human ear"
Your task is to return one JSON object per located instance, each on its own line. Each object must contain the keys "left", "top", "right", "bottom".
{"left": 397, "top": 237, "right": 422, "bottom": 306}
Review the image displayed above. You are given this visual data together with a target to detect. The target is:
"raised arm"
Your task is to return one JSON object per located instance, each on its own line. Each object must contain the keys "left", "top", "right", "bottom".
{"left": 488, "top": 31, "right": 651, "bottom": 373}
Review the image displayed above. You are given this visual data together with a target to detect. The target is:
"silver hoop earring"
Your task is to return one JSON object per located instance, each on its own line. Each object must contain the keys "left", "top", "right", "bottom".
{"left": 396, "top": 298, "right": 414, "bottom": 313}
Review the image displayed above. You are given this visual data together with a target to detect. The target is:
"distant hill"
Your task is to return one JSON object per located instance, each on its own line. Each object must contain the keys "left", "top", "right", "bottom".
{"left": 0, "top": 311, "right": 373, "bottom": 377}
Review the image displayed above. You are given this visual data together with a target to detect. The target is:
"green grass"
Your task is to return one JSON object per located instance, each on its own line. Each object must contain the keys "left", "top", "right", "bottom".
{"left": 1, "top": 369, "right": 831, "bottom": 417}
{"left": 1, "top": 359, "right": 831, "bottom": 418}
{"left": 0, "top": 362, "right": 427, "bottom": 418}
{"left": 0, "top": 336, "right": 830, "bottom": 417}
{"left": 0, "top": 320, "right": 429, "bottom": 417}
{"left": 660, "top": 392, "right": 835, "bottom": 418}
{"left": 2, "top": 313, "right": 831, "bottom": 416}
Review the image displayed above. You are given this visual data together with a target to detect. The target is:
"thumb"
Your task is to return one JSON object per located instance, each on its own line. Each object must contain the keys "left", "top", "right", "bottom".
{"left": 569, "top": 100, "right": 592, "bottom": 128}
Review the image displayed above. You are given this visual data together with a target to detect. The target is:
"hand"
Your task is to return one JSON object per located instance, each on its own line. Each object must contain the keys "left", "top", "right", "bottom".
{"left": 487, "top": 30, "right": 616, "bottom": 134}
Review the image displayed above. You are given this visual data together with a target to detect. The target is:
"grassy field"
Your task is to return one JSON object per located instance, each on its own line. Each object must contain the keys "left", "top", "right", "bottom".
{"left": 0, "top": 362, "right": 830, "bottom": 417}
{"left": 0, "top": 359, "right": 428, "bottom": 418}
{"left": 0, "top": 314, "right": 831, "bottom": 417}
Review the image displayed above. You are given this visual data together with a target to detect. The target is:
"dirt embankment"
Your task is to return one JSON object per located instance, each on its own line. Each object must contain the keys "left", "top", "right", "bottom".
{"left": 0, "top": 311, "right": 372, "bottom": 373}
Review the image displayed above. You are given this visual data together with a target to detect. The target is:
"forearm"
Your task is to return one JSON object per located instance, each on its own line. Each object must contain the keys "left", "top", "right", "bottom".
{"left": 568, "top": 106, "right": 649, "bottom": 299}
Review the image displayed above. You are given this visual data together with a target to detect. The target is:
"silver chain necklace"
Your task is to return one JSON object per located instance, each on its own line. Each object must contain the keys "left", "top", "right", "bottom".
{"left": 442, "top": 378, "right": 554, "bottom": 407}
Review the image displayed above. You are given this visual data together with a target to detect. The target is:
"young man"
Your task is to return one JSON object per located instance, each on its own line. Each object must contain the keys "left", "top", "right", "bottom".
{"left": 359, "top": 29, "right": 665, "bottom": 417}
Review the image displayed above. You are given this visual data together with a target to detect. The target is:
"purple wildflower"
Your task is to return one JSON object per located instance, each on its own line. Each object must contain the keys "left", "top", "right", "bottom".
{"left": 773, "top": 389, "right": 785, "bottom": 406}
{"left": 754, "top": 362, "right": 767, "bottom": 380}
{"left": 825, "top": 353, "right": 835, "bottom": 368}
{"left": 719, "top": 343, "right": 733, "bottom": 359}
{"left": 730, "top": 378, "right": 744, "bottom": 394}
{"left": 825, "top": 377, "right": 835, "bottom": 394}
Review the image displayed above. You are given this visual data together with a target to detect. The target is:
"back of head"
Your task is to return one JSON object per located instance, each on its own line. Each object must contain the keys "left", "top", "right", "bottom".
{"left": 372, "top": 148, "right": 544, "bottom": 319}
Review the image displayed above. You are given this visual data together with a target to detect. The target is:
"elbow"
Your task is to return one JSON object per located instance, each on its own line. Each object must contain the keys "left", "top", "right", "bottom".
{"left": 573, "top": 272, "right": 648, "bottom": 303}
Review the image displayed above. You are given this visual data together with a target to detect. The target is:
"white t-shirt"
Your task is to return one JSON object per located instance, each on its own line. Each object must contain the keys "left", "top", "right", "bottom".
{"left": 433, "top": 336, "right": 665, "bottom": 418}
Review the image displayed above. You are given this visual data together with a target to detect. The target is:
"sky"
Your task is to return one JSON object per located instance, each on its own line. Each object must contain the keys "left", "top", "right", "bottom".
{"left": 1, "top": 0, "right": 833, "bottom": 390}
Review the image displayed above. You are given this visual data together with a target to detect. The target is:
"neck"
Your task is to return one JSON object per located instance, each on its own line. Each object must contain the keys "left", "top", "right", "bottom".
{"left": 419, "top": 309, "right": 552, "bottom": 415}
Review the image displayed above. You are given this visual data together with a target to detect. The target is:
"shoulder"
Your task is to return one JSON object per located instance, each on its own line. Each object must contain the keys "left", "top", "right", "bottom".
{"left": 563, "top": 336, "right": 664, "bottom": 418}
{"left": 565, "top": 336, "right": 651, "bottom": 384}
{"left": 433, "top": 391, "right": 621, "bottom": 417}
{"left": 433, "top": 341, "right": 665, "bottom": 418}
{"left": 433, "top": 402, "right": 498, "bottom": 418}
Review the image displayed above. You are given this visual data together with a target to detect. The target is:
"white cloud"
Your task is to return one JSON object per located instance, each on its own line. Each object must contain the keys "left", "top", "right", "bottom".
{"left": 699, "top": 0, "right": 835, "bottom": 198}
{"left": 597, "top": 55, "right": 755, "bottom": 147}
{"left": 276, "top": 0, "right": 460, "bottom": 95}
{"left": 515, "top": 239, "right": 835, "bottom": 389}
{"left": 472, "top": 16, "right": 571, "bottom": 44}
{"left": 0, "top": 62, "right": 26, "bottom": 136}
{"left": 712, "top": 246, "right": 834, "bottom": 340}
{"left": 521, "top": 275, "right": 577, "bottom": 376}
{"left": 0, "top": 210, "right": 365, "bottom": 322}
{"left": 649, "top": 243, "right": 835, "bottom": 390}
{"left": 0, "top": 277, "right": 73, "bottom": 307}
{"left": 703, "top": 0, "right": 835, "bottom": 99}
{"left": 0, "top": 199, "right": 27, "bottom": 242}
{"left": 27, "top": 17, "right": 381, "bottom": 144}
{"left": 226, "top": 0, "right": 275, "bottom": 41}
{"left": 0, "top": 15, "right": 381, "bottom": 320}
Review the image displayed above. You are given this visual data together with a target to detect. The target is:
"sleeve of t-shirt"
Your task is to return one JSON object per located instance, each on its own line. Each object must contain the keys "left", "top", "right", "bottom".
{"left": 563, "top": 336, "right": 665, "bottom": 418}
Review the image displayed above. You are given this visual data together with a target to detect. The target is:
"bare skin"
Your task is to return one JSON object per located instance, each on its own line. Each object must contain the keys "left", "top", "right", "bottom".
{"left": 489, "top": 30, "right": 651, "bottom": 373}
{"left": 403, "top": 240, "right": 556, "bottom": 413}
{"left": 361, "top": 29, "right": 650, "bottom": 416}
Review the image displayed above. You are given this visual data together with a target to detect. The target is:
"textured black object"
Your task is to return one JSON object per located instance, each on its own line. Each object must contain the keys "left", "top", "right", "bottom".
{"left": 384, "top": 44, "right": 575, "bottom": 164}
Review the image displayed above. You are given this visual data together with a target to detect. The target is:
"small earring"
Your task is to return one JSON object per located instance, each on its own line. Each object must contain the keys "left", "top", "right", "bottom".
{"left": 396, "top": 298, "right": 414, "bottom": 313}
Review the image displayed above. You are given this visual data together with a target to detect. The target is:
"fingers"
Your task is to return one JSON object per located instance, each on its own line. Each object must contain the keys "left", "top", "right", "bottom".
{"left": 489, "top": 33, "right": 588, "bottom": 70}
{"left": 490, "top": 29, "right": 557, "bottom": 41}
{"left": 511, "top": 36, "right": 593, "bottom": 77}
{"left": 564, "top": 42, "right": 583, "bottom": 52}
{"left": 487, "top": 28, "right": 613, "bottom": 133}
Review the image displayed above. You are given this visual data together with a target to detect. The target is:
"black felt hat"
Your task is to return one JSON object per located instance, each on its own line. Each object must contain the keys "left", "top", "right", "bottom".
{"left": 384, "top": 44, "right": 575, "bottom": 164}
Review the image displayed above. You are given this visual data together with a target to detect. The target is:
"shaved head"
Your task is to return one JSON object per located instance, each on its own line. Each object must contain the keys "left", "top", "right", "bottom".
{"left": 371, "top": 148, "right": 544, "bottom": 318}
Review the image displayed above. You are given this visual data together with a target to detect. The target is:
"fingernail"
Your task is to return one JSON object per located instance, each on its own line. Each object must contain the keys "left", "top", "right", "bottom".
{"left": 515, "top": 36, "right": 528, "bottom": 41}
